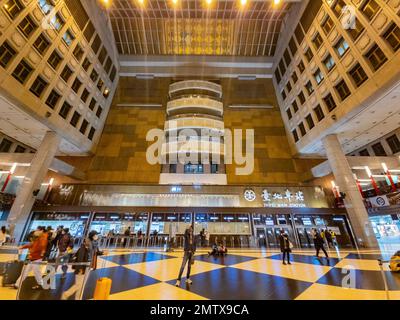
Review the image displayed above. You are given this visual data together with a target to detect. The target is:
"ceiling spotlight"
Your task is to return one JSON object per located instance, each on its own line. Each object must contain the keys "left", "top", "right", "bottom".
{"left": 172, "top": 0, "right": 178, "bottom": 4}
{"left": 274, "top": 0, "right": 281, "bottom": 5}
{"left": 206, "top": 0, "right": 212, "bottom": 4}
{"left": 240, "top": 0, "right": 247, "bottom": 5}
{"left": 100, "top": 0, "right": 111, "bottom": 8}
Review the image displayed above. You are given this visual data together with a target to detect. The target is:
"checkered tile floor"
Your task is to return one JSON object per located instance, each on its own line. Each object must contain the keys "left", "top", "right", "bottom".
{"left": 1, "top": 247, "right": 400, "bottom": 300}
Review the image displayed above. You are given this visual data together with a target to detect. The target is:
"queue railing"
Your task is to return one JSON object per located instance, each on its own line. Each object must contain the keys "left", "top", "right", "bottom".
{"left": 16, "top": 261, "right": 91, "bottom": 300}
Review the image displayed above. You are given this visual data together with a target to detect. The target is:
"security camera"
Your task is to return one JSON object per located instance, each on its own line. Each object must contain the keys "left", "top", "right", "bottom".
{"left": 331, "top": 114, "right": 337, "bottom": 121}
{"left": 45, "top": 112, "right": 52, "bottom": 118}
{"left": 33, "top": 189, "right": 40, "bottom": 197}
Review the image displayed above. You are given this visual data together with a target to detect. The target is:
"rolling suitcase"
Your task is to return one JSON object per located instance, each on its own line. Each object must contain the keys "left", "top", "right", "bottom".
{"left": 93, "top": 277, "right": 112, "bottom": 300}
{"left": 2, "top": 260, "right": 24, "bottom": 286}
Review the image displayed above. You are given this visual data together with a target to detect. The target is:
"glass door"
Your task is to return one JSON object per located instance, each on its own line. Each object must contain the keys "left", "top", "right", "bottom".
{"left": 256, "top": 228, "right": 267, "bottom": 247}
{"left": 297, "top": 228, "right": 312, "bottom": 248}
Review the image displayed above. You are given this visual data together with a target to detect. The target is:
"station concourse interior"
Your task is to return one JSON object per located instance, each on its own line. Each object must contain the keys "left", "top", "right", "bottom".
{"left": 0, "top": 0, "right": 400, "bottom": 300}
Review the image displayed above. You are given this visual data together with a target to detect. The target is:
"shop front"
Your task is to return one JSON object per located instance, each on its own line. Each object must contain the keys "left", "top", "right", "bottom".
{"left": 25, "top": 212, "right": 90, "bottom": 239}
{"left": 370, "top": 214, "right": 400, "bottom": 244}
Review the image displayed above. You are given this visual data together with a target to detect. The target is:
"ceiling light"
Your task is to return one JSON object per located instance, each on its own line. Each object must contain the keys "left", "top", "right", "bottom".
{"left": 240, "top": 0, "right": 247, "bottom": 6}
{"left": 100, "top": 0, "right": 111, "bottom": 8}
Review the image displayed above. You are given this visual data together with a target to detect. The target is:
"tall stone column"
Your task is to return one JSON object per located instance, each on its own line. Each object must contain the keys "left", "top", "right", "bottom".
{"left": 7, "top": 131, "right": 60, "bottom": 242}
{"left": 323, "top": 134, "right": 378, "bottom": 248}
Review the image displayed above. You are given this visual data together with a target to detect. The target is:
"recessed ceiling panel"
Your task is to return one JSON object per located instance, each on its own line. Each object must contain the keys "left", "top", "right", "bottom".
{"left": 105, "top": 0, "right": 293, "bottom": 56}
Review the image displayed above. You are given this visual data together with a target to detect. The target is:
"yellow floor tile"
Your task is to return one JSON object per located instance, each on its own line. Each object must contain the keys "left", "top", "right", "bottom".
{"left": 0, "top": 285, "right": 17, "bottom": 300}
{"left": 123, "top": 257, "right": 225, "bottom": 282}
{"left": 291, "top": 251, "right": 348, "bottom": 259}
{"left": 0, "top": 254, "right": 17, "bottom": 263}
{"left": 228, "top": 251, "right": 275, "bottom": 258}
{"left": 109, "top": 282, "right": 208, "bottom": 300}
{"left": 102, "top": 250, "right": 142, "bottom": 256}
{"left": 96, "top": 258, "right": 121, "bottom": 270}
{"left": 231, "top": 258, "right": 332, "bottom": 283}
{"left": 335, "top": 259, "right": 391, "bottom": 271}
{"left": 296, "top": 283, "right": 400, "bottom": 300}
{"left": 158, "top": 252, "right": 187, "bottom": 258}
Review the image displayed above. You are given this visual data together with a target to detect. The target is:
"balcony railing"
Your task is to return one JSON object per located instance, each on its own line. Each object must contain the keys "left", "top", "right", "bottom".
{"left": 169, "top": 80, "right": 222, "bottom": 98}
{"left": 167, "top": 96, "right": 223, "bottom": 116}
{"left": 161, "top": 140, "right": 225, "bottom": 156}
{"left": 165, "top": 117, "right": 225, "bottom": 132}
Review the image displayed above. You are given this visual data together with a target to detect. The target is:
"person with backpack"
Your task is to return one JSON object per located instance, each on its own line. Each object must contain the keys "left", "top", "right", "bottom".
{"left": 314, "top": 230, "right": 329, "bottom": 259}
{"left": 325, "top": 228, "right": 334, "bottom": 248}
{"left": 329, "top": 229, "right": 338, "bottom": 247}
{"left": 56, "top": 228, "right": 74, "bottom": 279}
{"left": 279, "top": 230, "right": 292, "bottom": 265}
{"left": 61, "top": 239, "right": 92, "bottom": 300}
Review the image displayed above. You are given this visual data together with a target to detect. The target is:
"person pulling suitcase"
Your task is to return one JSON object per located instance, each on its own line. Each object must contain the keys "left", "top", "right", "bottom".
{"left": 14, "top": 226, "right": 48, "bottom": 290}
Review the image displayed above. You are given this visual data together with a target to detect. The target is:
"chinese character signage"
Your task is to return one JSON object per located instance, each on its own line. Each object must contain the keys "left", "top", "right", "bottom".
{"left": 243, "top": 187, "right": 319, "bottom": 208}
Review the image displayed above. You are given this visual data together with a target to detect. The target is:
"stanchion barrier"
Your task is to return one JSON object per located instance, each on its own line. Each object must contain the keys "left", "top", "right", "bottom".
{"left": 378, "top": 259, "right": 400, "bottom": 300}
{"left": 15, "top": 261, "right": 91, "bottom": 300}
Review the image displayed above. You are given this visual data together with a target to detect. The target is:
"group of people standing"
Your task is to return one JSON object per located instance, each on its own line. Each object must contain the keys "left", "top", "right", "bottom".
{"left": 279, "top": 228, "right": 337, "bottom": 265}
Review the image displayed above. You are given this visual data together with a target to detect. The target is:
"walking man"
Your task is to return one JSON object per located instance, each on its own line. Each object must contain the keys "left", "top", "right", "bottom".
{"left": 175, "top": 225, "right": 196, "bottom": 287}
{"left": 56, "top": 228, "right": 74, "bottom": 279}
{"left": 314, "top": 230, "right": 329, "bottom": 259}
{"left": 279, "top": 230, "right": 292, "bottom": 265}
{"left": 61, "top": 239, "right": 91, "bottom": 300}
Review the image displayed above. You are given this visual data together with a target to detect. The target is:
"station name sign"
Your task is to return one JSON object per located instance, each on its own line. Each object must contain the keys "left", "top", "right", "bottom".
{"left": 244, "top": 188, "right": 307, "bottom": 208}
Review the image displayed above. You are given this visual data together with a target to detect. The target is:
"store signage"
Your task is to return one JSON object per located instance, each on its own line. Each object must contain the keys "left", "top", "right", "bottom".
{"left": 243, "top": 189, "right": 257, "bottom": 202}
{"left": 302, "top": 218, "right": 313, "bottom": 226}
{"left": 243, "top": 188, "right": 306, "bottom": 208}
{"left": 368, "top": 195, "right": 390, "bottom": 208}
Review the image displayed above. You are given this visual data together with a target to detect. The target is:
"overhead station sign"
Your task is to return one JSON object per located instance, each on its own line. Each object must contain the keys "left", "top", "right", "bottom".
{"left": 244, "top": 188, "right": 306, "bottom": 208}
{"left": 242, "top": 186, "right": 328, "bottom": 209}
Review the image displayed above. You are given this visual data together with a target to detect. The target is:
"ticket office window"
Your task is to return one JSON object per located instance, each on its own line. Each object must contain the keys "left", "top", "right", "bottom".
{"left": 151, "top": 213, "right": 192, "bottom": 235}
{"left": 195, "top": 213, "right": 251, "bottom": 235}
{"left": 253, "top": 214, "right": 291, "bottom": 227}
{"left": 91, "top": 213, "right": 149, "bottom": 236}
{"left": 91, "top": 213, "right": 124, "bottom": 236}
{"left": 27, "top": 212, "right": 90, "bottom": 239}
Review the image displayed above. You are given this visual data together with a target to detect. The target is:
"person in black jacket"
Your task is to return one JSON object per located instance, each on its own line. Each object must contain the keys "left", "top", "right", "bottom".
{"left": 314, "top": 230, "right": 329, "bottom": 258}
{"left": 279, "top": 230, "right": 292, "bottom": 265}
{"left": 175, "top": 225, "right": 196, "bottom": 287}
{"left": 61, "top": 239, "right": 91, "bottom": 300}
